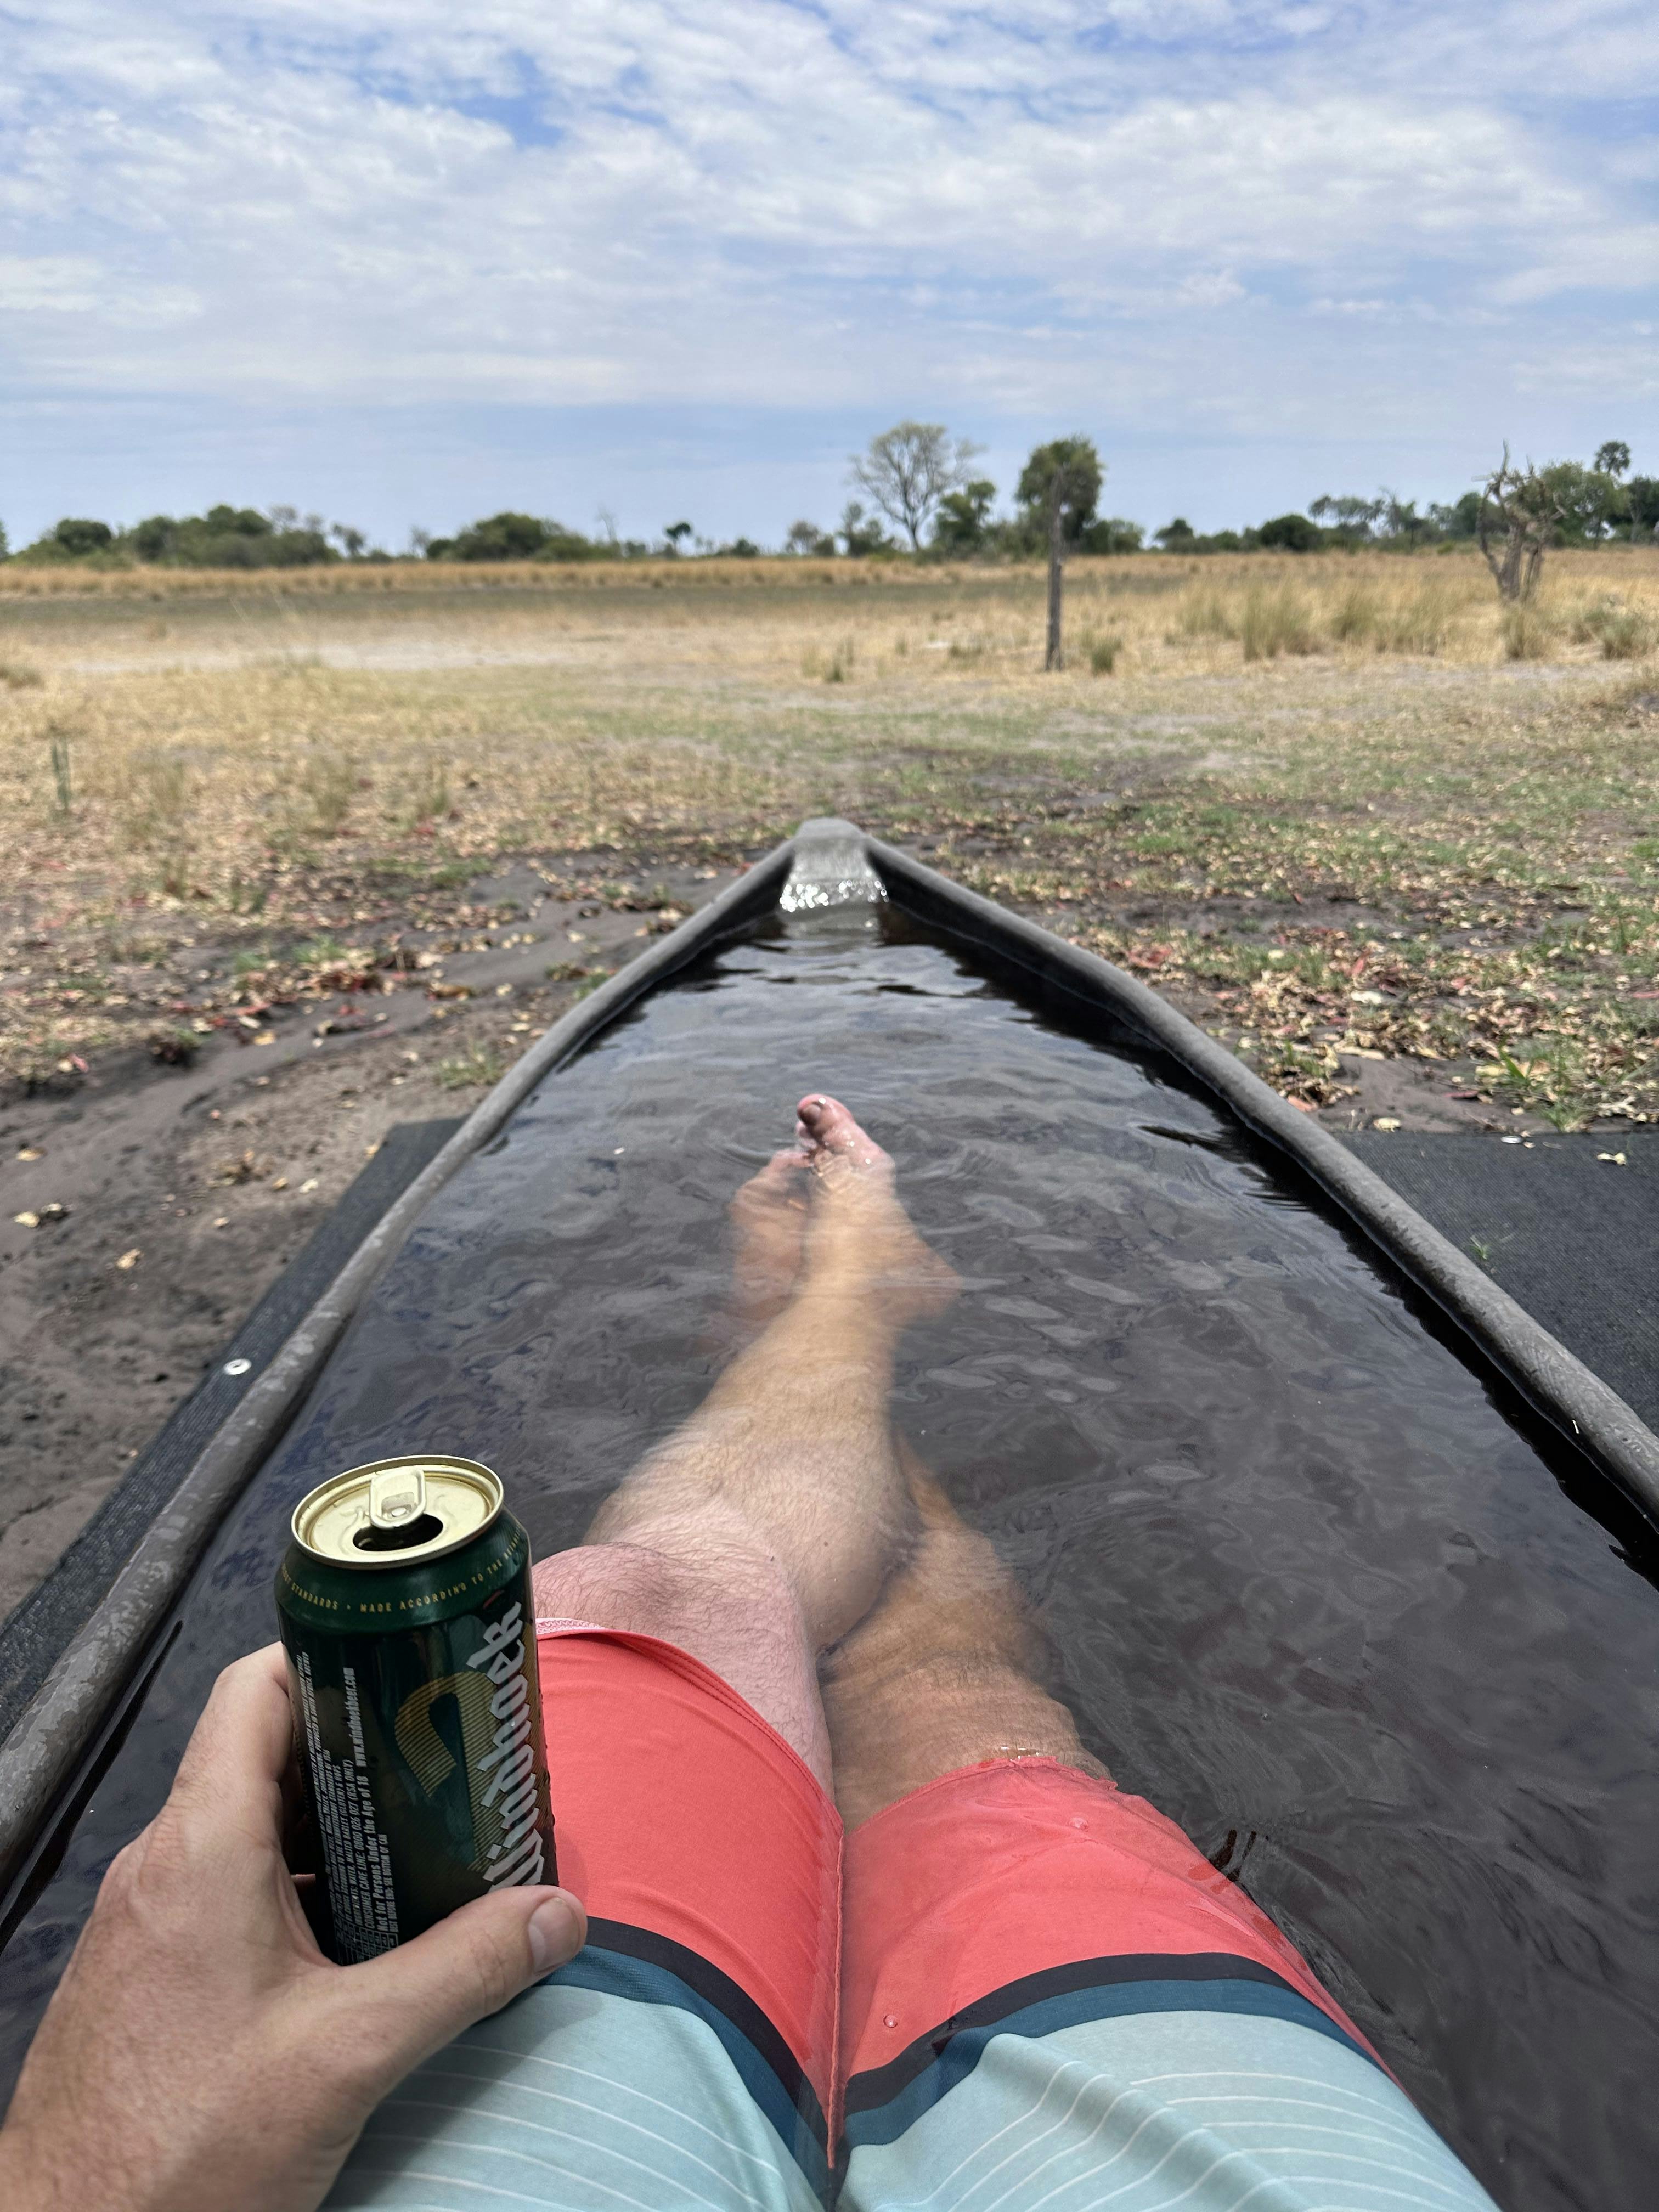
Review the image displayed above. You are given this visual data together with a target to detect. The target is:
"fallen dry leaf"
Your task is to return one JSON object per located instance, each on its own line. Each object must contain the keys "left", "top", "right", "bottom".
{"left": 14, "top": 1210, "right": 39, "bottom": 1228}
{"left": 116, "top": 1248, "right": 140, "bottom": 1269}
{"left": 212, "top": 1215, "right": 229, "bottom": 1228}
{"left": 1596, "top": 1151, "right": 1628, "bottom": 1165}
{"left": 1373, "top": 1117, "right": 1401, "bottom": 1131}
{"left": 16, "top": 1146, "right": 41, "bottom": 1160}
{"left": 271, "top": 1176, "right": 289, "bottom": 1190}
{"left": 299, "top": 1177, "right": 319, "bottom": 1194}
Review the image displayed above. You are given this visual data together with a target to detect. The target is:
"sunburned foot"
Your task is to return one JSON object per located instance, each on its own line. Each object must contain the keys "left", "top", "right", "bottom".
{"left": 793, "top": 1094, "right": 958, "bottom": 1319}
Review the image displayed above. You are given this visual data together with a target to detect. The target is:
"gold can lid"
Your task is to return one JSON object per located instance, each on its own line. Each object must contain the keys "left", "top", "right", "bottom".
{"left": 291, "top": 1455, "right": 503, "bottom": 1568}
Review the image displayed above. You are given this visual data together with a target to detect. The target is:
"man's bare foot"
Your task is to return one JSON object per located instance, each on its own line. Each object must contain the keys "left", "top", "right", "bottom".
{"left": 793, "top": 1094, "right": 958, "bottom": 1320}
{"left": 725, "top": 1149, "right": 811, "bottom": 1333}
{"left": 795, "top": 1094, "right": 891, "bottom": 1178}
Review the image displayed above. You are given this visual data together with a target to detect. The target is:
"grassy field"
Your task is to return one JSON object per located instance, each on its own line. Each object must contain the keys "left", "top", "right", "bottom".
{"left": 3, "top": 546, "right": 1657, "bottom": 1128}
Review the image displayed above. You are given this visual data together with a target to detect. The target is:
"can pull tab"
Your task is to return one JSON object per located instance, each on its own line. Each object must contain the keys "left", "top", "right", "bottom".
{"left": 369, "top": 1464, "right": 427, "bottom": 1530}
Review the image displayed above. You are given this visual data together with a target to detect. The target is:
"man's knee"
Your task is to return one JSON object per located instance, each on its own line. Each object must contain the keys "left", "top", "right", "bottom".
{"left": 531, "top": 1538, "right": 829, "bottom": 1784}
{"left": 534, "top": 1540, "right": 710, "bottom": 1639}
{"left": 532, "top": 1536, "right": 799, "bottom": 1659}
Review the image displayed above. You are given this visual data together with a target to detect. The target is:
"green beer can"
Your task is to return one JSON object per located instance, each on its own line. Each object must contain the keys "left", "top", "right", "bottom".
{"left": 275, "top": 1454, "right": 556, "bottom": 1962}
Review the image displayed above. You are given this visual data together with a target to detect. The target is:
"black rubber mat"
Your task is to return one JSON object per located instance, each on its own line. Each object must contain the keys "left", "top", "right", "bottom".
{"left": 1342, "top": 1131, "right": 1659, "bottom": 1432}
{"left": 0, "top": 1118, "right": 462, "bottom": 1746}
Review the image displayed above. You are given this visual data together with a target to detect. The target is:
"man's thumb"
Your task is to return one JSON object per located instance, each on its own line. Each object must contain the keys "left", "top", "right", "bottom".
{"left": 329, "top": 1886, "right": 586, "bottom": 2085}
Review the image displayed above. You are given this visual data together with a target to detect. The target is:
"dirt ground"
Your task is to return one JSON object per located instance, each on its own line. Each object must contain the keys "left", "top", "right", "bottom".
{"left": 0, "top": 855, "right": 733, "bottom": 1619}
{"left": 3, "top": 552, "right": 1656, "bottom": 1624}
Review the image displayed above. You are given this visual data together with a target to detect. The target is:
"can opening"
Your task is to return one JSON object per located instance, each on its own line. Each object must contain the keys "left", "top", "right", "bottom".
{"left": 351, "top": 1513, "right": 445, "bottom": 1553}
{"left": 290, "top": 1457, "right": 503, "bottom": 1567}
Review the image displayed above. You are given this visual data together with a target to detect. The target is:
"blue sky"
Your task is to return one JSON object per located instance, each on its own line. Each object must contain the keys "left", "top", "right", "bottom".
{"left": 2, "top": 1, "right": 1656, "bottom": 546}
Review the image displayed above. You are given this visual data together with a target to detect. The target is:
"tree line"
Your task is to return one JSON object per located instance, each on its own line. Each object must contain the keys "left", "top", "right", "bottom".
{"left": 5, "top": 432, "right": 1653, "bottom": 575}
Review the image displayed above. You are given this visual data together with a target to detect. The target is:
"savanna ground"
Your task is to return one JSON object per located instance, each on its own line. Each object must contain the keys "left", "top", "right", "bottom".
{"left": 3, "top": 548, "right": 1657, "bottom": 1611}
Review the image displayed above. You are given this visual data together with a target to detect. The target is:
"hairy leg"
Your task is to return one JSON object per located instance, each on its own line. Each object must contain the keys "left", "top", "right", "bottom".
{"left": 535, "top": 1096, "right": 956, "bottom": 1787}
{"left": 822, "top": 1444, "right": 1110, "bottom": 1828}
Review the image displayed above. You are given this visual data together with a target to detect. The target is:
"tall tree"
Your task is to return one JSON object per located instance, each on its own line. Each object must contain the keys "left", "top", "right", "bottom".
{"left": 850, "top": 422, "right": 981, "bottom": 552}
{"left": 931, "top": 479, "right": 997, "bottom": 553}
{"left": 1594, "top": 441, "right": 1631, "bottom": 478}
{"left": 1017, "top": 437, "right": 1103, "bottom": 670}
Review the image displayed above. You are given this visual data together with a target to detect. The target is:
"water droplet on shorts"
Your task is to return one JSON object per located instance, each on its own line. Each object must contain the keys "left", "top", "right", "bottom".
{"left": 883, "top": 2013, "right": 898, "bottom": 2029}
{"left": 1072, "top": 1816, "right": 1088, "bottom": 1830}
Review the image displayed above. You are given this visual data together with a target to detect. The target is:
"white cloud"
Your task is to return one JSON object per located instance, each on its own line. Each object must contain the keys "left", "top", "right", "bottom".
{"left": 0, "top": 0, "right": 1654, "bottom": 531}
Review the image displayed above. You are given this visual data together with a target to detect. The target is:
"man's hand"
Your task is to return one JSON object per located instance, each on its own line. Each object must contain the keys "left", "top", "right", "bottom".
{"left": 0, "top": 1643, "right": 584, "bottom": 2212}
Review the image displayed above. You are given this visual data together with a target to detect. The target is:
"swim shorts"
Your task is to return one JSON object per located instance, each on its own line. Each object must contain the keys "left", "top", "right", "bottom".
{"left": 329, "top": 1622, "right": 1498, "bottom": 2210}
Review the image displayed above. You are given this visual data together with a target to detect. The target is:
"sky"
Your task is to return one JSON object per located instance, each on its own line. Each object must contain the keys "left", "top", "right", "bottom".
{"left": 2, "top": 1, "right": 1657, "bottom": 547}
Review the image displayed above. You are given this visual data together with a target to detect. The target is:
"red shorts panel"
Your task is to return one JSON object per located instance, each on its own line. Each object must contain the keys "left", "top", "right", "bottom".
{"left": 536, "top": 1623, "right": 1373, "bottom": 2138}
{"left": 535, "top": 1620, "right": 842, "bottom": 2120}
{"left": 838, "top": 1754, "right": 1376, "bottom": 2086}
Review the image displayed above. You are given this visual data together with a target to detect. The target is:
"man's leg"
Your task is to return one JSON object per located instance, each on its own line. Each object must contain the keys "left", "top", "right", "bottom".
{"left": 534, "top": 1094, "right": 955, "bottom": 1785}
{"left": 342, "top": 1101, "right": 951, "bottom": 2212}
{"left": 822, "top": 1446, "right": 1108, "bottom": 1826}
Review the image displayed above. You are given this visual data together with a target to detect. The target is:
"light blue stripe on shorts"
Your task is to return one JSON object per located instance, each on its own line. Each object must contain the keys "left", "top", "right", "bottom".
{"left": 842, "top": 2007, "right": 1499, "bottom": 2212}
{"left": 327, "top": 1974, "right": 820, "bottom": 2212}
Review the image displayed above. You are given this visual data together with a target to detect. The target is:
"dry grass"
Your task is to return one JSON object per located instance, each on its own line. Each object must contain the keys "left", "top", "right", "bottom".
{"left": 2, "top": 546, "right": 1657, "bottom": 1122}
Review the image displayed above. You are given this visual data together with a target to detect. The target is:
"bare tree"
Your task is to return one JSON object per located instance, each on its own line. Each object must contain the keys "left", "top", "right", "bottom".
{"left": 1476, "top": 447, "right": 1568, "bottom": 602}
{"left": 849, "top": 422, "right": 982, "bottom": 552}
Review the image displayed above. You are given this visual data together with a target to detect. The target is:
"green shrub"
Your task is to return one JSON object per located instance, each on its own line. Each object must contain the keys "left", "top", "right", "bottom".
{"left": 1258, "top": 512, "right": 1319, "bottom": 552}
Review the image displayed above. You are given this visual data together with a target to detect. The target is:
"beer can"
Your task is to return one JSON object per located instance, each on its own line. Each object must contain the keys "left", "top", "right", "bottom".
{"left": 275, "top": 1455, "right": 555, "bottom": 1962}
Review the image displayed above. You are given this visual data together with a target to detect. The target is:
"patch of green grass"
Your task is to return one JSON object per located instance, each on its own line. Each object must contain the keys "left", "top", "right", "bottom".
{"left": 436, "top": 1042, "right": 507, "bottom": 1090}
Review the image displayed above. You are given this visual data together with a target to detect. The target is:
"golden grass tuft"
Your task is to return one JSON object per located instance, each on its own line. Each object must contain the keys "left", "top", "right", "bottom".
{"left": 1239, "top": 582, "right": 1318, "bottom": 662}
